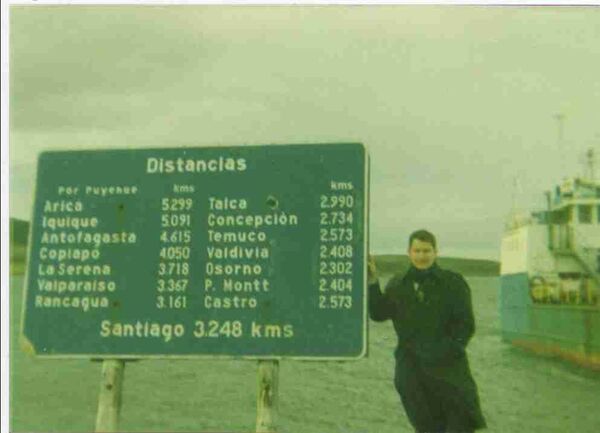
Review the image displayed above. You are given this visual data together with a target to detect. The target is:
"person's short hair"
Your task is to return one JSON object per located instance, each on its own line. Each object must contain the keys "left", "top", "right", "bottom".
{"left": 408, "top": 229, "right": 437, "bottom": 250}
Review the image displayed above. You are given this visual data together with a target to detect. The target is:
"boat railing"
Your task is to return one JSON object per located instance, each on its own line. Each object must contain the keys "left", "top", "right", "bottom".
{"left": 548, "top": 226, "right": 600, "bottom": 298}
{"left": 529, "top": 268, "right": 599, "bottom": 307}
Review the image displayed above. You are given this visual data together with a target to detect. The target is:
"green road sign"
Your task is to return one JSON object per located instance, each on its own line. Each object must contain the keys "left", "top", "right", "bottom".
{"left": 21, "top": 143, "right": 368, "bottom": 359}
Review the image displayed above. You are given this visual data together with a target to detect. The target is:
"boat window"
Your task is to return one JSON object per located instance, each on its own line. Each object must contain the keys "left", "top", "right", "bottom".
{"left": 578, "top": 205, "right": 592, "bottom": 224}
{"left": 549, "top": 208, "right": 569, "bottom": 224}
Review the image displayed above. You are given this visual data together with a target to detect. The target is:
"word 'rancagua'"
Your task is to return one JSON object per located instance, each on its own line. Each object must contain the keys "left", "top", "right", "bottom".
{"left": 35, "top": 295, "right": 109, "bottom": 312}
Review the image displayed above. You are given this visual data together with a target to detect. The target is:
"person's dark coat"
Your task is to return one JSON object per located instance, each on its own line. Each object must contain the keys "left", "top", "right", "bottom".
{"left": 369, "top": 263, "right": 486, "bottom": 433}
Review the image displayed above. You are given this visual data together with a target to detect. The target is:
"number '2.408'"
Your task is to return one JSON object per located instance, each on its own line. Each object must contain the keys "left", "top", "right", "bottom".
{"left": 320, "top": 244, "right": 353, "bottom": 259}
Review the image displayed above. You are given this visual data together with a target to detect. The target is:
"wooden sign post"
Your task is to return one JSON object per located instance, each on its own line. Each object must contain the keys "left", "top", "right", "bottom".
{"left": 256, "top": 360, "right": 279, "bottom": 433}
{"left": 95, "top": 360, "right": 126, "bottom": 433}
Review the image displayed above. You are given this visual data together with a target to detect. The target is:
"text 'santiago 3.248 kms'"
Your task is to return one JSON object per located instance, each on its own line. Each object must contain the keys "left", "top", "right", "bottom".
{"left": 21, "top": 143, "right": 368, "bottom": 359}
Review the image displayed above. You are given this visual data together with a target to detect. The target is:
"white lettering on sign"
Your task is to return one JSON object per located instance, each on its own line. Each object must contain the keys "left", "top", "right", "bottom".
{"left": 43, "top": 200, "right": 83, "bottom": 213}
{"left": 57, "top": 186, "right": 79, "bottom": 196}
{"left": 330, "top": 181, "right": 354, "bottom": 191}
{"left": 146, "top": 157, "right": 247, "bottom": 174}
{"left": 35, "top": 295, "right": 109, "bottom": 312}
{"left": 222, "top": 278, "right": 270, "bottom": 292}
{"left": 39, "top": 247, "right": 101, "bottom": 262}
{"left": 251, "top": 322, "right": 294, "bottom": 338}
{"left": 99, "top": 320, "right": 185, "bottom": 342}
{"left": 37, "top": 278, "right": 117, "bottom": 293}
{"left": 205, "top": 262, "right": 262, "bottom": 276}
{"left": 84, "top": 185, "right": 138, "bottom": 197}
{"left": 207, "top": 212, "right": 298, "bottom": 229}
{"left": 204, "top": 295, "right": 258, "bottom": 309}
{"left": 40, "top": 231, "right": 137, "bottom": 247}
{"left": 41, "top": 216, "right": 99, "bottom": 230}
{"left": 173, "top": 184, "right": 195, "bottom": 193}
{"left": 207, "top": 230, "right": 267, "bottom": 243}
{"left": 193, "top": 320, "right": 243, "bottom": 338}
{"left": 208, "top": 196, "right": 248, "bottom": 210}
{"left": 206, "top": 246, "right": 269, "bottom": 260}
{"left": 38, "top": 263, "right": 112, "bottom": 276}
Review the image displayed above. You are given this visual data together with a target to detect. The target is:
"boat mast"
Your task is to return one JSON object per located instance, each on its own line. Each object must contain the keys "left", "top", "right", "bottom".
{"left": 584, "top": 148, "right": 596, "bottom": 181}
{"left": 555, "top": 113, "right": 566, "bottom": 177}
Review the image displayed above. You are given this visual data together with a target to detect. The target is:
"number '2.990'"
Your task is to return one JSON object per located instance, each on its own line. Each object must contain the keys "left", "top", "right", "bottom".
{"left": 320, "top": 195, "right": 354, "bottom": 209}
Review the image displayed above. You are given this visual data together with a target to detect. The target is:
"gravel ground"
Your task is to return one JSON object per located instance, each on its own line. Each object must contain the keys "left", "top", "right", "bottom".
{"left": 10, "top": 275, "right": 600, "bottom": 432}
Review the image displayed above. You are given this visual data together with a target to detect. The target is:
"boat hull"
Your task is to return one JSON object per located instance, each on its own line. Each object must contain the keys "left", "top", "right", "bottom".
{"left": 500, "top": 272, "right": 600, "bottom": 370}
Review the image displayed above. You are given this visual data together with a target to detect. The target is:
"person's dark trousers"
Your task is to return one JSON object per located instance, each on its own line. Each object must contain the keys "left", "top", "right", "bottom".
{"left": 394, "top": 354, "right": 445, "bottom": 433}
{"left": 395, "top": 353, "right": 479, "bottom": 433}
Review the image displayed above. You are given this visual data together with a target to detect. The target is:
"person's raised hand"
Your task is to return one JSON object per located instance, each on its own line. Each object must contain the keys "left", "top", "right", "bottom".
{"left": 367, "top": 255, "right": 378, "bottom": 285}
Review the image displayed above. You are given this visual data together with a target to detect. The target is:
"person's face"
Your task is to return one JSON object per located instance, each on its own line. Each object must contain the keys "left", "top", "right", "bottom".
{"left": 408, "top": 238, "right": 437, "bottom": 270}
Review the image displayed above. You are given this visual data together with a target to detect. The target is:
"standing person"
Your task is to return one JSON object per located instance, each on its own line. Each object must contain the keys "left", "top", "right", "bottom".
{"left": 368, "top": 229, "right": 486, "bottom": 433}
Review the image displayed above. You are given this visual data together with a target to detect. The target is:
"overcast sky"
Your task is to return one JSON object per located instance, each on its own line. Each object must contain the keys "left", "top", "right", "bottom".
{"left": 8, "top": 5, "right": 600, "bottom": 259}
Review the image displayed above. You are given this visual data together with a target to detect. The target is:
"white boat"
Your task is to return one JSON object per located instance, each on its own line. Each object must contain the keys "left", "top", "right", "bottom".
{"left": 499, "top": 150, "right": 600, "bottom": 369}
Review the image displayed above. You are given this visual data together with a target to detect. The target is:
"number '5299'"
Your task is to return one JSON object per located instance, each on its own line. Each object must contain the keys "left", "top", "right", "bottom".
{"left": 161, "top": 198, "right": 193, "bottom": 211}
